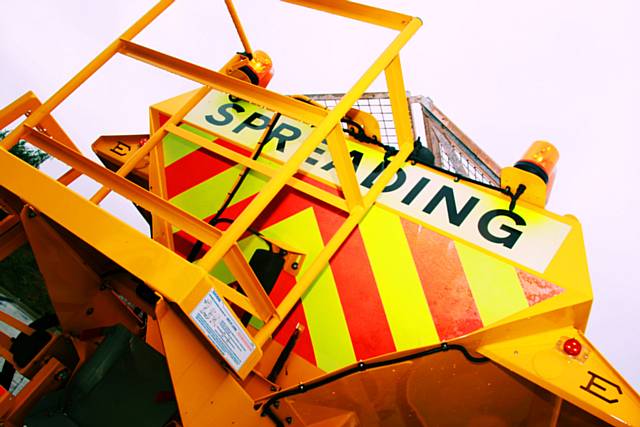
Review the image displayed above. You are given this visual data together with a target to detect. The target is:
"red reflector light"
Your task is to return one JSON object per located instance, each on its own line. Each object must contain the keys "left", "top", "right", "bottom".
{"left": 563, "top": 338, "right": 582, "bottom": 356}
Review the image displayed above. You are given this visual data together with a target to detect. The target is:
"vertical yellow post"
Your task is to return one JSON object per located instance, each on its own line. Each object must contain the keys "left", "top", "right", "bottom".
{"left": 224, "top": 0, "right": 253, "bottom": 55}
{"left": 325, "top": 125, "right": 363, "bottom": 209}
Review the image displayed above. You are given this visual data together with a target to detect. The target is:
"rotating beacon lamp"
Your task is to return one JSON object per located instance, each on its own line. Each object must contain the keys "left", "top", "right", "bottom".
{"left": 500, "top": 140, "right": 560, "bottom": 208}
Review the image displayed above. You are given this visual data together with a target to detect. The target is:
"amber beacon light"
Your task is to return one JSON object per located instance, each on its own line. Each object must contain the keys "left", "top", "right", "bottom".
{"left": 500, "top": 140, "right": 560, "bottom": 208}
{"left": 515, "top": 140, "right": 559, "bottom": 186}
{"left": 224, "top": 50, "right": 274, "bottom": 88}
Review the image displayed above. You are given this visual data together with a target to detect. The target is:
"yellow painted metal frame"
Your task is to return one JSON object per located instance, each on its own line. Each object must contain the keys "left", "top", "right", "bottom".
{"left": 2, "top": 2, "right": 640, "bottom": 425}
{"left": 0, "top": 0, "right": 420, "bottom": 379}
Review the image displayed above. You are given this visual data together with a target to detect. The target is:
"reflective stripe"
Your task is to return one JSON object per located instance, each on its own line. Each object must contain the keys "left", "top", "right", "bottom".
{"left": 161, "top": 125, "right": 565, "bottom": 371}
{"left": 169, "top": 164, "right": 244, "bottom": 220}
{"left": 317, "top": 210, "right": 396, "bottom": 360}
{"left": 359, "top": 206, "right": 439, "bottom": 351}
{"left": 517, "top": 269, "right": 564, "bottom": 306}
{"left": 165, "top": 146, "right": 235, "bottom": 199}
{"left": 455, "top": 242, "right": 529, "bottom": 326}
{"left": 163, "top": 127, "right": 199, "bottom": 166}
{"left": 401, "top": 219, "right": 483, "bottom": 340}
{"left": 260, "top": 207, "right": 355, "bottom": 372}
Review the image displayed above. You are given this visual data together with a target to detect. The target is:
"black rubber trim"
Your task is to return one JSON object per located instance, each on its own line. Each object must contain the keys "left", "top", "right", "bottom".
{"left": 514, "top": 161, "right": 548, "bottom": 183}
{"left": 238, "top": 65, "right": 260, "bottom": 85}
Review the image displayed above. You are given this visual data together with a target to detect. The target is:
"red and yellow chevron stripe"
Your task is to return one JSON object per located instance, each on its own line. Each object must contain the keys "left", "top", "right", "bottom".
{"left": 162, "top": 124, "right": 563, "bottom": 373}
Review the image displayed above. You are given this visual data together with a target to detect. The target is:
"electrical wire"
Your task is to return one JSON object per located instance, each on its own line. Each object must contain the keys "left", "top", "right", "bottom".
{"left": 342, "top": 121, "right": 526, "bottom": 209}
{"left": 258, "top": 342, "right": 489, "bottom": 420}
{"left": 186, "top": 113, "right": 282, "bottom": 262}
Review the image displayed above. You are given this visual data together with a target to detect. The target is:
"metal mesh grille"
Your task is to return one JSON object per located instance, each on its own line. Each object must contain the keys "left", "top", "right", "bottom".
{"left": 306, "top": 92, "right": 500, "bottom": 185}
{"left": 308, "top": 94, "right": 400, "bottom": 147}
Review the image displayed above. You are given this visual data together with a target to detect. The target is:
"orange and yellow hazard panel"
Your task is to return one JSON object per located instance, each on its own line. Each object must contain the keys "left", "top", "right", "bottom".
{"left": 159, "top": 126, "right": 566, "bottom": 373}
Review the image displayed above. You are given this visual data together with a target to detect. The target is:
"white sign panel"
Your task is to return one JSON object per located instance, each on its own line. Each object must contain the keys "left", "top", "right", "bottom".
{"left": 184, "top": 90, "right": 571, "bottom": 273}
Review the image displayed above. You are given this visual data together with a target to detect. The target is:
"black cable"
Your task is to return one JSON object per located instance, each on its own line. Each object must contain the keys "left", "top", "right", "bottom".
{"left": 186, "top": 113, "right": 282, "bottom": 262}
{"left": 267, "top": 326, "right": 302, "bottom": 383}
{"left": 262, "top": 406, "right": 285, "bottom": 427}
{"left": 341, "top": 124, "right": 530, "bottom": 209}
{"left": 259, "top": 343, "right": 488, "bottom": 417}
{"left": 340, "top": 115, "right": 507, "bottom": 194}
{"left": 209, "top": 217, "right": 272, "bottom": 252}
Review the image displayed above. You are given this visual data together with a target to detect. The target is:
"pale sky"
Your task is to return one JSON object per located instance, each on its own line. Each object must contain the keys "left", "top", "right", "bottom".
{"left": 1, "top": 0, "right": 638, "bottom": 390}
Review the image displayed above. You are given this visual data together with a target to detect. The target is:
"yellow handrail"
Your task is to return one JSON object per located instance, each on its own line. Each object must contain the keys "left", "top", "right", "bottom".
{"left": 0, "top": 0, "right": 423, "bottom": 377}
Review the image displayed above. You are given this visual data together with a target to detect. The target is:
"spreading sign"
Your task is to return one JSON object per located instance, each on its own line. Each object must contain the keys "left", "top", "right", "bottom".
{"left": 183, "top": 90, "right": 570, "bottom": 273}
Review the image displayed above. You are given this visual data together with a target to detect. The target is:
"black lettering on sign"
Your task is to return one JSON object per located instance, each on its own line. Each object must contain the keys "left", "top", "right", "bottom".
{"left": 110, "top": 141, "right": 131, "bottom": 157}
{"left": 423, "top": 186, "right": 479, "bottom": 227}
{"left": 401, "top": 177, "right": 430, "bottom": 205}
{"left": 205, "top": 103, "right": 244, "bottom": 126}
{"left": 477, "top": 209, "right": 526, "bottom": 249}
{"left": 306, "top": 145, "right": 326, "bottom": 166}
{"left": 321, "top": 150, "right": 363, "bottom": 172}
{"left": 361, "top": 162, "right": 406, "bottom": 192}
{"left": 232, "top": 112, "right": 270, "bottom": 134}
{"left": 580, "top": 371, "right": 622, "bottom": 404}
{"left": 269, "top": 123, "right": 302, "bottom": 153}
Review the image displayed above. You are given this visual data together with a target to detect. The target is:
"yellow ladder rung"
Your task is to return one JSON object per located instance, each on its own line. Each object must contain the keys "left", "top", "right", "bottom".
{"left": 166, "top": 124, "right": 349, "bottom": 212}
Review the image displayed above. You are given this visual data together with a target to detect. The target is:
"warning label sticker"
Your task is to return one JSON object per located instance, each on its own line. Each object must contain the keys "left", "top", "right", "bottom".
{"left": 190, "top": 288, "right": 256, "bottom": 372}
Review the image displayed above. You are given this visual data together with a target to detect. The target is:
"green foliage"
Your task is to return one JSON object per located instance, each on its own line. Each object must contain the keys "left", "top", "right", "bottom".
{"left": 1, "top": 129, "right": 50, "bottom": 168}
{"left": 0, "top": 246, "right": 53, "bottom": 318}
{"left": 0, "top": 129, "right": 54, "bottom": 317}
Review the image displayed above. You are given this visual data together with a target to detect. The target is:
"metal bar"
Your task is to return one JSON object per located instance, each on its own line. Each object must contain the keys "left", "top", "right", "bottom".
{"left": 0, "top": 0, "right": 174, "bottom": 151}
{"left": 196, "top": 17, "right": 421, "bottom": 273}
{"left": 425, "top": 121, "right": 443, "bottom": 168}
{"left": 19, "top": 130, "right": 222, "bottom": 273}
{"left": 222, "top": 249, "right": 278, "bottom": 322}
{"left": 0, "top": 330, "right": 11, "bottom": 350}
{"left": 19, "top": 128, "right": 267, "bottom": 318}
{"left": 208, "top": 275, "right": 257, "bottom": 316}
{"left": 0, "top": 343, "right": 14, "bottom": 366}
{"left": 363, "top": 57, "right": 413, "bottom": 205}
{"left": 281, "top": 0, "right": 413, "bottom": 31}
{"left": 0, "top": 311, "right": 33, "bottom": 336}
{"left": 57, "top": 168, "right": 83, "bottom": 186}
{"left": 325, "top": 125, "right": 363, "bottom": 210}
{"left": 255, "top": 55, "right": 417, "bottom": 345}
{"left": 224, "top": 0, "right": 252, "bottom": 54}
{"left": 174, "top": 114, "right": 278, "bottom": 321}
{"left": 385, "top": 56, "right": 413, "bottom": 150}
{"left": 4, "top": 358, "right": 64, "bottom": 423}
{"left": 89, "top": 85, "right": 211, "bottom": 204}
{"left": 148, "top": 142, "right": 175, "bottom": 250}
{"left": 0, "top": 91, "right": 83, "bottom": 187}
{"left": 0, "top": 91, "right": 78, "bottom": 165}
{"left": 0, "top": 91, "right": 40, "bottom": 130}
{"left": 420, "top": 100, "right": 501, "bottom": 178}
{"left": 23, "top": 126, "right": 215, "bottom": 247}
{"left": 118, "top": 40, "right": 327, "bottom": 126}
{"left": 0, "top": 145, "right": 258, "bottom": 318}
{"left": 255, "top": 210, "right": 360, "bottom": 345}
{"left": 167, "top": 124, "right": 349, "bottom": 212}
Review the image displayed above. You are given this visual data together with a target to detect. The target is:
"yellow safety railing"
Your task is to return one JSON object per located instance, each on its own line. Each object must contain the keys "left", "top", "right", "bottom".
{"left": 0, "top": 0, "right": 421, "bottom": 374}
